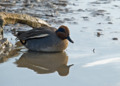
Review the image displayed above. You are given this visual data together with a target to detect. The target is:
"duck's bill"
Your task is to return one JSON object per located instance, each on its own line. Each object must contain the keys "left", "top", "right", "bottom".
{"left": 67, "top": 36, "right": 74, "bottom": 43}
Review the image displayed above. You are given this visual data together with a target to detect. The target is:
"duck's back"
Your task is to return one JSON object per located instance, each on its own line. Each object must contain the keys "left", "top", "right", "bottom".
{"left": 17, "top": 26, "right": 56, "bottom": 40}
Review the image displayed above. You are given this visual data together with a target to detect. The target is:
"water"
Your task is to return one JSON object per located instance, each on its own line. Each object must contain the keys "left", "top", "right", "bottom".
{"left": 1, "top": 0, "right": 120, "bottom": 86}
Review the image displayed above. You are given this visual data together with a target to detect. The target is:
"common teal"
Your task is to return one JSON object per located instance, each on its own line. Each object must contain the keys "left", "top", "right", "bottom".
{"left": 16, "top": 25, "right": 73, "bottom": 52}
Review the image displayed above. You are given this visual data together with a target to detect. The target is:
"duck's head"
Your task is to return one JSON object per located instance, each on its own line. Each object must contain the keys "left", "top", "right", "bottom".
{"left": 56, "top": 25, "right": 74, "bottom": 43}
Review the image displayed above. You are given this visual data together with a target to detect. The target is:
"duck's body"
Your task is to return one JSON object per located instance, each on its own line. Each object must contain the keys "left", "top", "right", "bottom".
{"left": 16, "top": 25, "right": 73, "bottom": 52}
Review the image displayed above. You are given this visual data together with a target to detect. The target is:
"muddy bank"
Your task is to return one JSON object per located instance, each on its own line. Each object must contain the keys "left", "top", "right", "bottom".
{"left": 0, "top": 0, "right": 72, "bottom": 25}
{"left": 0, "top": 38, "right": 13, "bottom": 58}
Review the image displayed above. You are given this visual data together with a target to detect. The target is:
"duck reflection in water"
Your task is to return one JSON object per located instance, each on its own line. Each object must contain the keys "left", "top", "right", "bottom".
{"left": 15, "top": 51, "right": 73, "bottom": 76}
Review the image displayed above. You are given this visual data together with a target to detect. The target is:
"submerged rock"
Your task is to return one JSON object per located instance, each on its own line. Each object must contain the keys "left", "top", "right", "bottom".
{"left": 112, "top": 38, "right": 118, "bottom": 40}
{"left": 0, "top": 38, "right": 13, "bottom": 58}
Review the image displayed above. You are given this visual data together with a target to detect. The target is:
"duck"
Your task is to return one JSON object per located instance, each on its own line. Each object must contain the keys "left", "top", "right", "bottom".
{"left": 16, "top": 25, "right": 74, "bottom": 52}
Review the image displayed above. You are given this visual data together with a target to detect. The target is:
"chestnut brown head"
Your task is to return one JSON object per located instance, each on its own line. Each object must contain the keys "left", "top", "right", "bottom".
{"left": 56, "top": 25, "right": 74, "bottom": 43}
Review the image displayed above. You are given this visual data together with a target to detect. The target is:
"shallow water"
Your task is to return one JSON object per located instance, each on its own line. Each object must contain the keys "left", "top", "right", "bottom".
{"left": 1, "top": 0, "right": 120, "bottom": 86}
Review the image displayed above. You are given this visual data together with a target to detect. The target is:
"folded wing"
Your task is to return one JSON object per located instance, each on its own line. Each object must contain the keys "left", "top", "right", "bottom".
{"left": 16, "top": 28, "right": 51, "bottom": 41}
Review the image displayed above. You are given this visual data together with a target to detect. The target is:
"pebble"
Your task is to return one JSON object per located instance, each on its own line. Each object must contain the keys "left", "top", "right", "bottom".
{"left": 112, "top": 38, "right": 118, "bottom": 40}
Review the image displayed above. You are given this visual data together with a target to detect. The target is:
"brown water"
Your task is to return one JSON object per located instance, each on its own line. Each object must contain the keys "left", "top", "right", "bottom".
{"left": 1, "top": 0, "right": 120, "bottom": 86}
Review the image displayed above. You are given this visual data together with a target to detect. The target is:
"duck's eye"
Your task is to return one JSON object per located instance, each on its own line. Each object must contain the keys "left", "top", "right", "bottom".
{"left": 57, "top": 28, "right": 65, "bottom": 33}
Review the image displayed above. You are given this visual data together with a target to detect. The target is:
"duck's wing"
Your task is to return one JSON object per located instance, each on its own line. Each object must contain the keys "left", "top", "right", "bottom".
{"left": 17, "top": 27, "right": 55, "bottom": 41}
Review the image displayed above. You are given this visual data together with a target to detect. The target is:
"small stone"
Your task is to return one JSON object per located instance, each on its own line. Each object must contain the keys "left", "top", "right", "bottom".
{"left": 96, "top": 32, "right": 103, "bottom": 37}
{"left": 108, "top": 22, "right": 113, "bottom": 24}
{"left": 64, "top": 18, "right": 72, "bottom": 21}
{"left": 82, "top": 16, "right": 89, "bottom": 21}
{"left": 77, "top": 9, "right": 84, "bottom": 12}
{"left": 112, "top": 38, "right": 118, "bottom": 40}
{"left": 97, "top": 29, "right": 103, "bottom": 31}
{"left": 97, "top": 32, "right": 101, "bottom": 37}
{"left": 93, "top": 48, "right": 95, "bottom": 53}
